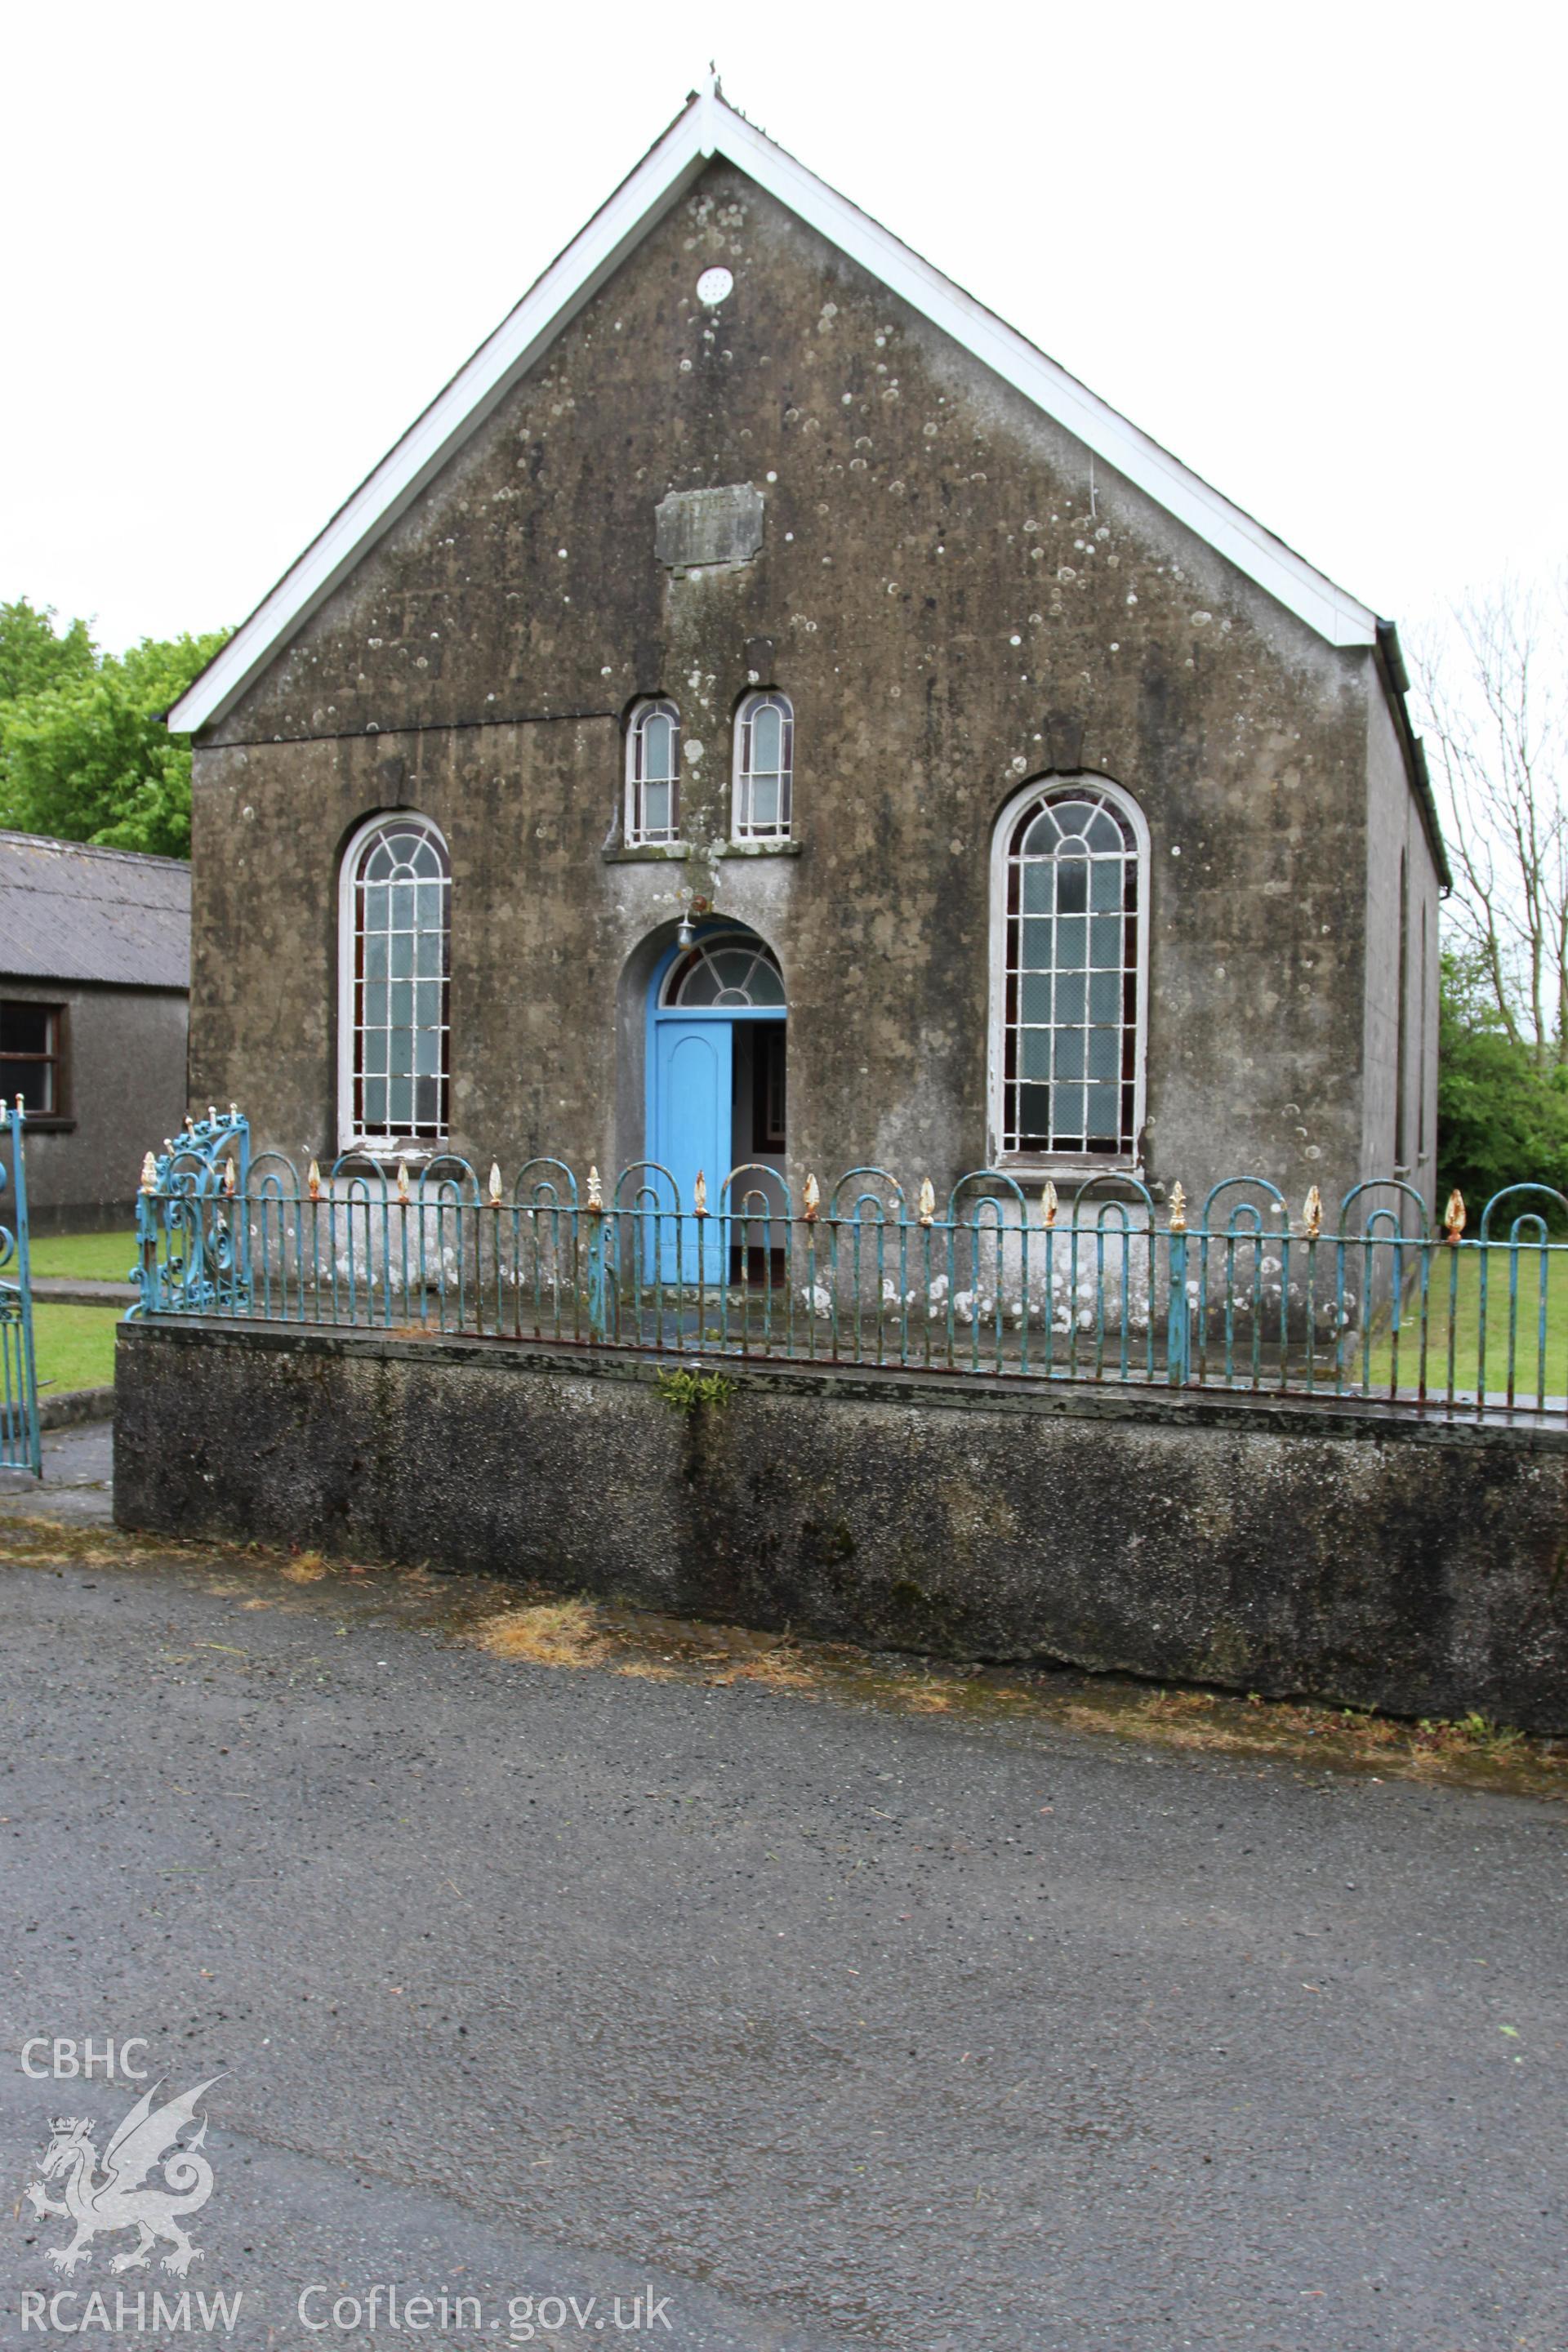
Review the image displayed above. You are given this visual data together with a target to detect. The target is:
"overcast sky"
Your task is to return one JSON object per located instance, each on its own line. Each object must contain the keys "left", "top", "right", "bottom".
{"left": 6, "top": 0, "right": 1562, "bottom": 654}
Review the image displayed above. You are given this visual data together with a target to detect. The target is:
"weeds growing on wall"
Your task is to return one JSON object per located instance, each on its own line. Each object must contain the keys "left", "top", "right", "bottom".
{"left": 654, "top": 1367, "right": 737, "bottom": 1416}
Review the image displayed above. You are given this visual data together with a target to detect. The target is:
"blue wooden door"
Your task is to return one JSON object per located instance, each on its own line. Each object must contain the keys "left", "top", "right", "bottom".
{"left": 652, "top": 1019, "right": 732, "bottom": 1284}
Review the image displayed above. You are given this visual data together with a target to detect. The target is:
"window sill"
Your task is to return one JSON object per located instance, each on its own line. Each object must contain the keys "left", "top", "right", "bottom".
{"left": 334, "top": 1141, "right": 449, "bottom": 1167}
{"left": 602, "top": 843, "right": 691, "bottom": 863}
{"left": 991, "top": 1156, "right": 1147, "bottom": 1191}
{"left": 717, "top": 839, "right": 803, "bottom": 858}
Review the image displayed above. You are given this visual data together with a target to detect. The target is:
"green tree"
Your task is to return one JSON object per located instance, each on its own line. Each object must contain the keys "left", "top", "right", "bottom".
{"left": 1437, "top": 949, "right": 1568, "bottom": 1210}
{"left": 0, "top": 625, "right": 228, "bottom": 859}
{"left": 0, "top": 598, "right": 96, "bottom": 705}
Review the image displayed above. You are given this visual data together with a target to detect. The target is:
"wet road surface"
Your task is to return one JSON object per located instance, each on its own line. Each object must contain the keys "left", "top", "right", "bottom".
{"left": 1, "top": 1435, "right": 1565, "bottom": 2350}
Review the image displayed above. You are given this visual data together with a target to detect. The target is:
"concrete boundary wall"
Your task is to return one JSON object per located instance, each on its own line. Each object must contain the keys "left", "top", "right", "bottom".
{"left": 114, "top": 1321, "right": 1568, "bottom": 1731}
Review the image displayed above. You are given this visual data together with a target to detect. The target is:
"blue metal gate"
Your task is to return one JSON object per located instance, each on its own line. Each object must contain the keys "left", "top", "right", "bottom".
{"left": 0, "top": 1103, "right": 40, "bottom": 1476}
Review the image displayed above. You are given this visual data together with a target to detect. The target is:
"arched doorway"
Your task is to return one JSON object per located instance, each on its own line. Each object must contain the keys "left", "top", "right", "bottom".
{"left": 646, "top": 924, "right": 786, "bottom": 1283}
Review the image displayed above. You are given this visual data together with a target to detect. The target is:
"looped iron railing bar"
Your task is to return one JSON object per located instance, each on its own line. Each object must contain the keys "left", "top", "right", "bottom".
{"left": 129, "top": 1119, "right": 1568, "bottom": 1424}
{"left": 1337, "top": 1176, "right": 1432, "bottom": 1241}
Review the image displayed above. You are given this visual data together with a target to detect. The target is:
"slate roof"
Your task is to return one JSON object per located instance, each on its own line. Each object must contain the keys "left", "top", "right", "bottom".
{"left": 0, "top": 831, "right": 190, "bottom": 990}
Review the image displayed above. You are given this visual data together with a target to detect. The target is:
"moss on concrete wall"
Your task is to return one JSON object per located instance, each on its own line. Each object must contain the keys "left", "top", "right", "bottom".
{"left": 117, "top": 1320, "right": 1568, "bottom": 1731}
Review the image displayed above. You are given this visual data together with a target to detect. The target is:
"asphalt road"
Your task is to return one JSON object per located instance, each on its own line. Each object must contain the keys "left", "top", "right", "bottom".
{"left": 0, "top": 1445, "right": 1565, "bottom": 2350}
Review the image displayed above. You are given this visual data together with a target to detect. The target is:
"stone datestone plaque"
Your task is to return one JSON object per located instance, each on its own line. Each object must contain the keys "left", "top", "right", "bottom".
{"left": 655, "top": 483, "right": 764, "bottom": 571}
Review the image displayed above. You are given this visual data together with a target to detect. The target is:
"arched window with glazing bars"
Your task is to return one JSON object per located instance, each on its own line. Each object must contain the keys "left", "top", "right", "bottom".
{"left": 339, "top": 813, "right": 451, "bottom": 1147}
{"left": 990, "top": 776, "right": 1147, "bottom": 1161}
{"left": 626, "top": 700, "right": 681, "bottom": 845}
{"left": 733, "top": 691, "right": 794, "bottom": 840}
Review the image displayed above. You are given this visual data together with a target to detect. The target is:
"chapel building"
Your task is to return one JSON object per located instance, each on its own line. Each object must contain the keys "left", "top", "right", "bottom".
{"left": 170, "top": 83, "right": 1446, "bottom": 1230}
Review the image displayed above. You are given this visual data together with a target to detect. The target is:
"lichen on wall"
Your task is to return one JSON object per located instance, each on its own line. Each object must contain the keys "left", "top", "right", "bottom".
{"left": 191, "top": 160, "right": 1426, "bottom": 1213}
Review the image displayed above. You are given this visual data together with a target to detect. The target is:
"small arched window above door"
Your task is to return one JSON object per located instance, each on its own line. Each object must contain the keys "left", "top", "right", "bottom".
{"left": 990, "top": 775, "right": 1147, "bottom": 1163}
{"left": 660, "top": 931, "right": 786, "bottom": 1009}
{"left": 733, "top": 692, "right": 794, "bottom": 840}
{"left": 626, "top": 699, "right": 681, "bottom": 845}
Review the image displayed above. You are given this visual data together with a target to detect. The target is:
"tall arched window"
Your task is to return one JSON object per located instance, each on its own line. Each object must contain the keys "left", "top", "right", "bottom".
{"left": 990, "top": 776, "right": 1147, "bottom": 1162}
{"left": 339, "top": 813, "right": 451, "bottom": 1147}
{"left": 733, "top": 692, "right": 794, "bottom": 840}
{"left": 626, "top": 700, "right": 681, "bottom": 845}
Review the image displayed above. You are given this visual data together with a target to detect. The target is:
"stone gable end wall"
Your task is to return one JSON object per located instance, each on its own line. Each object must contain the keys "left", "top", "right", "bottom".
{"left": 191, "top": 161, "right": 1376, "bottom": 1204}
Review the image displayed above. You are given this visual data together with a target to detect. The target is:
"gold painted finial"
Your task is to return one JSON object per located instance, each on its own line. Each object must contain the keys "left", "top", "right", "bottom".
{"left": 396, "top": 1159, "right": 410, "bottom": 1202}
{"left": 140, "top": 1150, "right": 158, "bottom": 1194}
{"left": 586, "top": 1165, "right": 604, "bottom": 1212}
{"left": 307, "top": 1160, "right": 321, "bottom": 1200}
{"left": 488, "top": 1160, "right": 503, "bottom": 1205}
{"left": 1168, "top": 1182, "right": 1187, "bottom": 1233}
{"left": 1040, "top": 1179, "right": 1058, "bottom": 1229}
{"left": 1444, "top": 1187, "right": 1466, "bottom": 1245}
{"left": 693, "top": 1169, "right": 708, "bottom": 1217}
{"left": 1303, "top": 1184, "right": 1322, "bottom": 1239}
{"left": 918, "top": 1178, "right": 936, "bottom": 1226}
{"left": 222, "top": 1156, "right": 237, "bottom": 1196}
{"left": 803, "top": 1173, "right": 820, "bottom": 1223}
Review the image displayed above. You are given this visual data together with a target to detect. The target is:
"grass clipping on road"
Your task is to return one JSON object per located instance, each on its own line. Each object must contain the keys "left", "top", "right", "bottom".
{"left": 465, "top": 1586, "right": 1562, "bottom": 1792}
{"left": 1, "top": 1512, "right": 1563, "bottom": 1799}
{"left": 477, "top": 1594, "right": 811, "bottom": 1687}
{"left": 479, "top": 1597, "right": 612, "bottom": 1669}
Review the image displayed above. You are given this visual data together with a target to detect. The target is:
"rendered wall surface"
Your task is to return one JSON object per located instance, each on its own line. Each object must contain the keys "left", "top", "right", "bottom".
{"left": 2, "top": 980, "right": 188, "bottom": 1231}
{"left": 117, "top": 1321, "right": 1568, "bottom": 1731}
{"left": 1362, "top": 683, "right": 1442, "bottom": 1218}
{"left": 185, "top": 159, "right": 1436, "bottom": 1209}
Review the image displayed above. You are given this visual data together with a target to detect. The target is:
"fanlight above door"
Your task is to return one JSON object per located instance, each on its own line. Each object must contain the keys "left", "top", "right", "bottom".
{"left": 659, "top": 933, "right": 786, "bottom": 1009}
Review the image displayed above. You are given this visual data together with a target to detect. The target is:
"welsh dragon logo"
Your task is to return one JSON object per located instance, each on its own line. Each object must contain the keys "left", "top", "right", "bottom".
{"left": 25, "top": 2078, "right": 219, "bottom": 2277}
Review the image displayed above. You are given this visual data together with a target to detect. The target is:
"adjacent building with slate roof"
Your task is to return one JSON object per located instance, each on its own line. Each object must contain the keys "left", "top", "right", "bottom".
{"left": 0, "top": 831, "right": 189, "bottom": 1229}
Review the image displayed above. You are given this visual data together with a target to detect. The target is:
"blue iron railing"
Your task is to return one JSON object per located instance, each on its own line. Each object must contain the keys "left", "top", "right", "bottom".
{"left": 130, "top": 1104, "right": 252, "bottom": 1320}
{"left": 1, "top": 1102, "right": 40, "bottom": 1476}
{"left": 131, "top": 1115, "right": 1568, "bottom": 1422}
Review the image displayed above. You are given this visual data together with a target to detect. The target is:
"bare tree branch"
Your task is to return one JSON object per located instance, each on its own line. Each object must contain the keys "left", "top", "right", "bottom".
{"left": 1411, "top": 572, "right": 1568, "bottom": 1065}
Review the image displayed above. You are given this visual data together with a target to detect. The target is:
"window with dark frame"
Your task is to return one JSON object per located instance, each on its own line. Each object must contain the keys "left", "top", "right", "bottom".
{"left": 0, "top": 1002, "right": 65, "bottom": 1117}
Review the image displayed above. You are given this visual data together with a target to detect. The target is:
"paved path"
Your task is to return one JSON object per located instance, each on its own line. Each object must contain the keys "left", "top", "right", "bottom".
{"left": 0, "top": 1414, "right": 113, "bottom": 1521}
{"left": 29, "top": 1276, "right": 136, "bottom": 1305}
{"left": 0, "top": 1476, "right": 1563, "bottom": 2349}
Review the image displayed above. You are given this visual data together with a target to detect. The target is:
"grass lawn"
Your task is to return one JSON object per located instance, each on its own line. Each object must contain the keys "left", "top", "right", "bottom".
{"left": 1365, "top": 1245, "right": 1568, "bottom": 1401}
{"left": 26, "top": 1228, "right": 137, "bottom": 1282}
{"left": 30, "top": 1303, "right": 120, "bottom": 1397}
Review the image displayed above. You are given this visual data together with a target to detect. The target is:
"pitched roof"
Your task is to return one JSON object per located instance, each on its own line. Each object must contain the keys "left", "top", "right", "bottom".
{"left": 169, "top": 81, "right": 1379, "bottom": 737}
{"left": 0, "top": 831, "right": 190, "bottom": 990}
